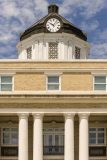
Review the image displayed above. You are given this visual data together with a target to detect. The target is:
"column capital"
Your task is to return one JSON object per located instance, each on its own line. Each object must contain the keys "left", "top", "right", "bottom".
{"left": 78, "top": 112, "right": 90, "bottom": 119}
{"left": 17, "top": 112, "right": 29, "bottom": 119}
{"left": 32, "top": 112, "right": 44, "bottom": 119}
{"left": 64, "top": 112, "right": 75, "bottom": 118}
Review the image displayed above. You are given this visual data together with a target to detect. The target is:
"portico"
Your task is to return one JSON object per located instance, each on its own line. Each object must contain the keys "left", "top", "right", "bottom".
{"left": 0, "top": 105, "right": 107, "bottom": 160}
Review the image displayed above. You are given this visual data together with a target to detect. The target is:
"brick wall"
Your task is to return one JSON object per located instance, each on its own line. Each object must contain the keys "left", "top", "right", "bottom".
{"left": 13, "top": 72, "right": 93, "bottom": 91}
{"left": 14, "top": 72, "right": 46, "bottom": 91}
{"left": 62, "top": 72, "right": 93, "bottom": 91}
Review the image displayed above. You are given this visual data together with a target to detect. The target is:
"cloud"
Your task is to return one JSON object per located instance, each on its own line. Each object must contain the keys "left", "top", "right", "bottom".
{"left": 0, "top": 0, "right": 49, "bottom": 59}
{"left": 34, "top": 0, "right": 48, "bottom": 15}
{"left": 79, "top": 20, "right": 99, "bottom": 32}
{"left": 89, "top": 42, "right": 107, "bottom": 59}
{"left": 0, "top": 0, "right": 106, "bottom": 59}
{"left": 59, "top": 0, "right": 107, "bottom": 19}
{"left": 0, "top": 1, "right": 20, "bottom": 19}
{"left": 97, "top": 29, "right": 107, "bottom": 41}
{"left": 0, "top": 45, "right": 17, "bottom": 59}
{"left": 89, "top": 28, "right": 107, "bottom": 59}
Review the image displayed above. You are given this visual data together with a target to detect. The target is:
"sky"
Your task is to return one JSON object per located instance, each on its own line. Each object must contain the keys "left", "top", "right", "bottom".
{"left": 0, "top": 0, "right": 107, "bottom": 59}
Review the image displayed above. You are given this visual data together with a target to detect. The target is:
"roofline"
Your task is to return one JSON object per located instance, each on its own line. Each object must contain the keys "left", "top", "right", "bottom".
{"left": 0, "top": 59, "right": 107, "bottom": 62}
{"left": 48, "top": 2, "right": 58, "bottom": 7}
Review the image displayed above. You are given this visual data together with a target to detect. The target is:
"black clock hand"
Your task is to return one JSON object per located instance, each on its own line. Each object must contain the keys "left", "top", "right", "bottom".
{"left": 54, "top": 21, "right": 58, "bottom": 27}
{"left": 50, "top": 23, "right": 54, "bottom": 26}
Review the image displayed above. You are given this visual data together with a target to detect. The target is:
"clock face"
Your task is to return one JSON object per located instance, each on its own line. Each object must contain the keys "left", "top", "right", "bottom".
{"left": 46, "top": 18, "right": 61, "bottom": 32}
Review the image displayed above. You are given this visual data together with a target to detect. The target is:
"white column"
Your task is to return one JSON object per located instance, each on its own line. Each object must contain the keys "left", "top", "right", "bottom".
{"left": 32, "top": 113, "right": 44, "bottom": 160}
{"left": 79, "top": 113, "right": 90, "bottom": 160}
{"left": 18, "top": 113, "right": 29, "bottom": 160}
{"left": 64, "top": 113, "right": 75, "bottom": 160}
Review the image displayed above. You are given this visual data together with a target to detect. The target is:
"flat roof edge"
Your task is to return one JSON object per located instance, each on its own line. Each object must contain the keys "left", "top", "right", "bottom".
{"left": 0, "top": 59, "right": 107, "bottom": 63}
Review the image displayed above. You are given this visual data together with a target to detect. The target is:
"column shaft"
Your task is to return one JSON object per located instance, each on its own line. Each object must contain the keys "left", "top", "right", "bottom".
{"left": 33, "top": 113, "right": 44, "bottom": 160}
{"left": 64, "top": 113, "right": 75, "bottom": 160}
{"left": 18, "top": 113, "right": 29, "bottom": 160}
{"left": 79, "top": 113, "right": 90, "bottom": 160}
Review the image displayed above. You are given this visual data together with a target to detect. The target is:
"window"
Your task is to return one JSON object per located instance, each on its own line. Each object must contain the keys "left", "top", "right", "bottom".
{"left": 94, "top": 76, "right": 107, "bottom": 91}
{"left": 89, "top": 128, "right": 106, "bottom": 145}
{"left": 0, "top": 76, "right": 13, "bottom": 91}
{"left": 27, "top": 47, "right": 32, "bottom": 59}
{"left": 49, "top": 42, "right": 58, "bottom": 59}
{"left": 43, "top": 128, "right": 64, "bottom": 155}
{"left": 2, "top": 128, "right": 18, "bottom": 145}
{"left": 75, "top": 47, "right": 80, "bottom": 59}
{"left": 46, "top": 76, "right": 60, "bottom": 91}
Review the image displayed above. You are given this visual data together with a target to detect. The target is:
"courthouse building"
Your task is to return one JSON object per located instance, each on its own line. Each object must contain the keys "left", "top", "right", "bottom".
{"left": 0, "top": 2, "right": 107, "bottom": 160}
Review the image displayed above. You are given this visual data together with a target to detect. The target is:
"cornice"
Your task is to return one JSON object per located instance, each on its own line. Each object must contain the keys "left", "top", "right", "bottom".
{"left": 0, "top": 59, "right": 107, "bottom": 62}
{"left": 0, "top": 91, "right": 107, "bottom": 103}
{"left": 0, "top": 68, "right": 107, "bottom": 73}
{"left": 16, "top": 32, "right": 90, "bottom": 49}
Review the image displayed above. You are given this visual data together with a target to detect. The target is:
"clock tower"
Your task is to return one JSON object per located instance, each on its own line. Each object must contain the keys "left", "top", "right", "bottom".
{"left": 16, "top": 3, "right": 91, "bottom": 60}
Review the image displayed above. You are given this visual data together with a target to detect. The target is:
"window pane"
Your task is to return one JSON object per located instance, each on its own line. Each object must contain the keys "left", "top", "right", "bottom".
{"left": 11, "top": 128, "right": 18, "bottom": 131}
{"left": 98, "top": 139, "right": 104, "bottom": 144}
{"left": 11, "top": 139, "right": 18, "bottom": 144}
{"left": 89, "top": 139, "right": 96, "bottom": 144}
{"left": 55, "top": 129, "right": 59, "bottom": 131}
{"left": 98, "top": 128, "right": 104, "bottom": 131}
{"left": 1, "top": 84, "right": 12, "bottom": 91}
{"left": 43, "top": 135, "right": 47, "bottom": 146}
{"left": 89, "top": 128, "right": 96, "bottom": 131}
{"left": 95, "top": 77, "right": 106, "bottom": 83}
{"left": 94, "top": 84, "right": 106, "bottom": 90}
{"left": 48, "top": 84, "right": 59, "bottom": 90}
{"left": 11, "top": 133, "right": 18, "bottom": 139}
{"left": 89, "top": 133, "right": 96, "bottom": 138}
{"left": 61, "top": 135, "right": 64, "bottom": 146}
{"left": 1, "top": 76, "right": 12, "bottom": 83}
{"left": 48, "top": 76, "right": 59, "bottom": 83}
{"left": 55, "top": 135, "right": 59, "bottom": 146}
{"left": 98, "top": 133, "right": 104, "bottom": 138}
{"left": 3, "top": 133, "right": 10, "bottom": 138}
{"left": 3, "top": 139, "right": 10, "bottom": 144}
{"left": 3, "top": 128, "right": 10, "bottom": 131}
{"left": 48, "top": 129, "right": 53, "bottom": 131}
{"left": 49, "top": 135, "right": 52, "bottom": 146}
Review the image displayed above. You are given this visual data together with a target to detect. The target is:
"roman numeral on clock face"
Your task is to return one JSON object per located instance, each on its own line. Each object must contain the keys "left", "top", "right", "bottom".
{"left": 46, "top": 18, "right": 61, "bottom": 32}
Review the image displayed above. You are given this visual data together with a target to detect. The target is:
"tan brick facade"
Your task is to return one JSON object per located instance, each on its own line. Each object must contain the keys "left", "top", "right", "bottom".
{"left": 0, "top": 61, "right": 107, "bottom": 160}
{"left": 61, "top": 72, "right": 93, "bottom": 91}
{"left": 13, "top": 72, "right": 93, "bottom": 91}
{"left": 0, "top": 61, "right": 106, "bottom": 91}
{"left": 14, "top": 72, "right": 46, "bottom": 91}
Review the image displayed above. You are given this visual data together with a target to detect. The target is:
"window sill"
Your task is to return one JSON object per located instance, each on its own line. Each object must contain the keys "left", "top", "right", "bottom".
{"left": 0, "top": 157, "right": 18, "bottom": 159}
{"left": 89, "top": 145, "right": 106, "bottom": 146}
{"left": 43, "top": 156, "right": 64, "bottom": 159}
{"left": 89, "top": 157, "right": 107, "bottom": 160}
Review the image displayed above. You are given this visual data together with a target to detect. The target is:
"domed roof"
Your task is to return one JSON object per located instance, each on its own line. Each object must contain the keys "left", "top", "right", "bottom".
{"left": 20, "top": 3, "right": 87, "bottom": 41}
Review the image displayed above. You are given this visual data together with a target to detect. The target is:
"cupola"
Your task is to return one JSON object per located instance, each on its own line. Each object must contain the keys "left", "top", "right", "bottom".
{"left": 16, "top": 3, "right": 91, "bottom": 60}
{"left": 48, "top": 2, "right": 59, "bottom": 14}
